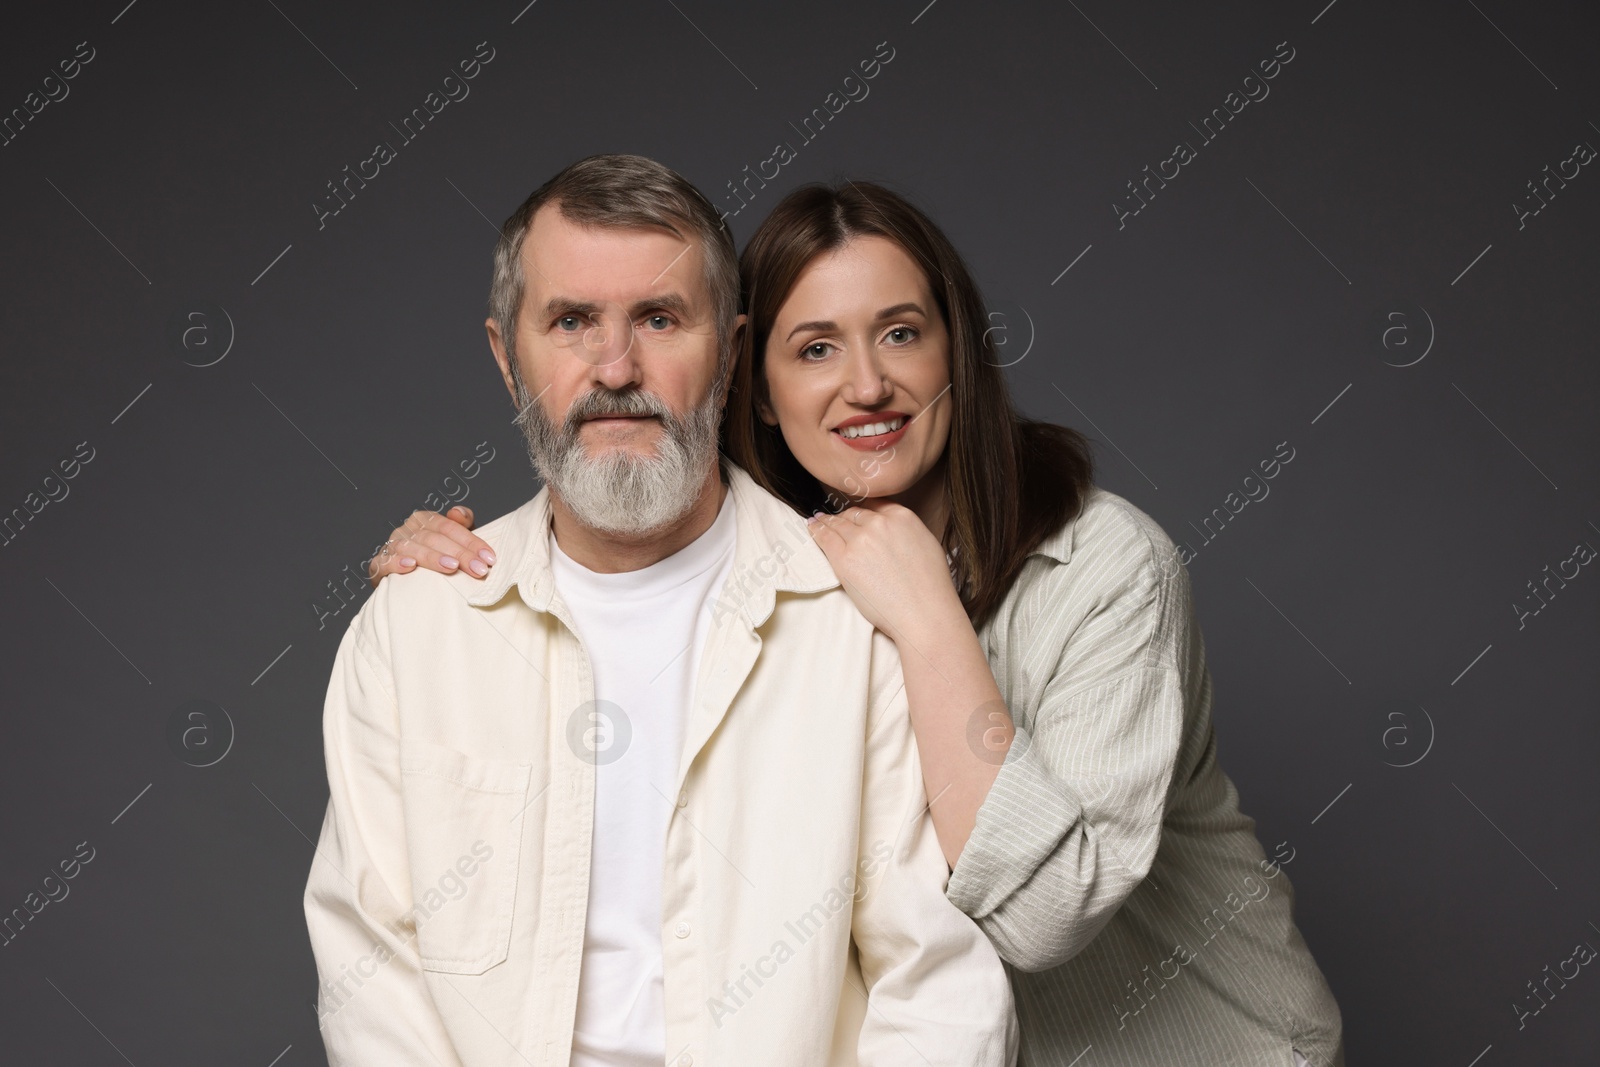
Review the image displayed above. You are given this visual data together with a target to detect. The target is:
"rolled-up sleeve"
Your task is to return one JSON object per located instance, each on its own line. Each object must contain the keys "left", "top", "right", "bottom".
{"left": 946, "top": 532, "right": 1192, "bottom": 972}
{"left": 852, "top": 630, "right": 1019, "bottom": 1065}
{"left": 303, "top": 591, "right": 464, "bottom": 1065}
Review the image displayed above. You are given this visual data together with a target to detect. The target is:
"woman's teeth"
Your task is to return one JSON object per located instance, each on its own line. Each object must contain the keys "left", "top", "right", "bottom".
{"left": 838, "top": 417, "right": 906, "bottom": 439}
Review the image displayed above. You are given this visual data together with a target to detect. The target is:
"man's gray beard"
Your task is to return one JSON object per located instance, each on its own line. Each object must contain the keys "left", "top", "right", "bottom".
{"left": 511, "top": 369, "right": 722, "bottom": 537}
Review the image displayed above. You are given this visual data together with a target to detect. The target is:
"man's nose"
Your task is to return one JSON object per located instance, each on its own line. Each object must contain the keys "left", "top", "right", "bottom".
{"left": 588, "top": 326, "right": 642, "bottom": 390}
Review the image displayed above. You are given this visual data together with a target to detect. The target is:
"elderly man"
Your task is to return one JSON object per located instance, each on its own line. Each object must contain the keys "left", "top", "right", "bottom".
{"left": 303, "top": 154, "right": 1017, "bottom": 1066}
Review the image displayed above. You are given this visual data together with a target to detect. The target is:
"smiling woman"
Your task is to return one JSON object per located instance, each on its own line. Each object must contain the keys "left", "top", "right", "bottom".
{"left": 755, "top": 237, "right": 957, "bottom": 533}
{"left": 717, "top": 180, "right": 1344, "bottom": 1066}
{"left": 727, "top": 184, "right": 1091, "bottom": 626}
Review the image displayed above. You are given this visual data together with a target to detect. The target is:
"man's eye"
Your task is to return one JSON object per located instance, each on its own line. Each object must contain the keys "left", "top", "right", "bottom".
{"left": 556, "top": 315, "right": 583, "bottom": 332}
{"left": 643, "top": 314, "right": 672, "bottom": 330}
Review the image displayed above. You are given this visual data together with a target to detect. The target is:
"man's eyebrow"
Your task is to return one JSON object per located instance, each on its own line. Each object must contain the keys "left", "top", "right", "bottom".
{"left": 784, "top": 303, "right": 928, "bottom": 342}
{"left": 538, "top": 297, "right": 600, "bottom": 321}
{"left": 629, "top": 292, "right": 692, "bottom": 319}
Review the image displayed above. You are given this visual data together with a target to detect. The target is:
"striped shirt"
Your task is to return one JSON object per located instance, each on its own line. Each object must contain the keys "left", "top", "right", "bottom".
{"left": 948, "top": 485, "right": 1345, "bottom": 1066}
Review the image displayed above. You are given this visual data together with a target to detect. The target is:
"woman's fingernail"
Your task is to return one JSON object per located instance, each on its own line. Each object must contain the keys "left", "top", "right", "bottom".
{"left": 441, "top": 556, "right": 459, "bottom": 570}
{"left": 400, "top": 557, "right": 416, "bottom": 568}
{"left": 469, "top": 559, "right": 488, "bottom": 576}
{"left": 479, "top": 548, "right": 496, "bottom": 565}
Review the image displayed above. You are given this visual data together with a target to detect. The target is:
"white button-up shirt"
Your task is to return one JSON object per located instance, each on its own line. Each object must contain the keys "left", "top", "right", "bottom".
{"left": 304, "top": 461, "right": 1018, "bottom": 1066}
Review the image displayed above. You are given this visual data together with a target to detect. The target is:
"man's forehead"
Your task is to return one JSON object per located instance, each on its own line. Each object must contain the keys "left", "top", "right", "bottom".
{"left": 522, "top": 206, "right": 707, "bottom": 304}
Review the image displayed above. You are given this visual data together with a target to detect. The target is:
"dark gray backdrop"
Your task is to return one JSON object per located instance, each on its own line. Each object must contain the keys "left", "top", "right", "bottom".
{"left": 1, "top": 0, "right": 1596, "bottom": 1062}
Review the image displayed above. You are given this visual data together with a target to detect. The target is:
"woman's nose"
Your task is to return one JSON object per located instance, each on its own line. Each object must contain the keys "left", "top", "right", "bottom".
{"left": 843, "top": 345, "right": 890, "bottom": 403}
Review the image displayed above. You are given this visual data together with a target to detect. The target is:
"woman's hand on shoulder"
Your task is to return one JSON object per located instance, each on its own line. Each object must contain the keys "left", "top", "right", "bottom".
{"left": 805, "top": 500, "right": 963, "bottom": 640}
{"left": 367, "top": 505, "right": 497, "bottom": 588}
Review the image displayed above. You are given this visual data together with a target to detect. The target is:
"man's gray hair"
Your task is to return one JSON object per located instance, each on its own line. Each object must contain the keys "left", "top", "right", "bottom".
{"left": 489, "top": 154, "right": 740, "bottom": 382}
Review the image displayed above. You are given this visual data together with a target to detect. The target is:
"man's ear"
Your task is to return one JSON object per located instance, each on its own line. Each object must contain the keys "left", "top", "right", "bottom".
{"left": 485, "top": 316, "right": 518, "bottom": 403}
{"left": 717, "top": 313, "right": 748, "bottom": 410}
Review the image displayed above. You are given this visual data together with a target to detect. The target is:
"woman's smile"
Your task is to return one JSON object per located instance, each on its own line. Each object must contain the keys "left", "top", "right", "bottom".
{"left": 832, "top": 411, "right": 910, "bottom": 450}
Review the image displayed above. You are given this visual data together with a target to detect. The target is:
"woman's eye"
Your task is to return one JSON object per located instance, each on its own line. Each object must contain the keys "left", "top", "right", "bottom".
{"left": 885, "top": 326, "right": 917, "bottom": 345}
{"left": 801, "top": 342, "right": 832, "bottom": 360}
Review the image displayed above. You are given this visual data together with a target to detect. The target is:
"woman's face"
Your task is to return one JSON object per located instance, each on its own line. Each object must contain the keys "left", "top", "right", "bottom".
{"left": 759, "top": 235, "right": 953, "bottom": 506}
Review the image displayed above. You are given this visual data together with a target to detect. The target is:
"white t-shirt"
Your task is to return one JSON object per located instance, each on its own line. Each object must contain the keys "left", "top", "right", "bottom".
{"left": 552, "top": 491, "right": 737, "bottom": 1067}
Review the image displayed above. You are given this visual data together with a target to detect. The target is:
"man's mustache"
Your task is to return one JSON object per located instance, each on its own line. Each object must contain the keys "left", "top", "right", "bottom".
{"left": 562, "top": 388, "right": 671, "bottom": 434}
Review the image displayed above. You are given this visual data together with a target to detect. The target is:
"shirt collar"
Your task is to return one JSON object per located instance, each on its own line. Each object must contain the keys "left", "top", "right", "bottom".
{"left": 464, "top": 459, "right": 838, "bottom": 623}
{"left": 1028, "top": 485, "right": 1098, "bottom": 565}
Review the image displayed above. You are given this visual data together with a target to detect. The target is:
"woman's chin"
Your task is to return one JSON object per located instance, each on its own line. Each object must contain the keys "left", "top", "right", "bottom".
{"left": 820, "top": 481, "right": 914, "bottom": 506}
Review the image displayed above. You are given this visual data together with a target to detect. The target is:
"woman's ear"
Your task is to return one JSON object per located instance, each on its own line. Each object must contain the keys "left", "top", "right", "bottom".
{"left": 756, "top": 390, "right": 778, "bottom": 427}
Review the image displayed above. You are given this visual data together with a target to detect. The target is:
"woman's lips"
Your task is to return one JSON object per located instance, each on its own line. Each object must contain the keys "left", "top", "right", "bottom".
{"left": 832, "top": 419, "right": 909, "bottom": 451}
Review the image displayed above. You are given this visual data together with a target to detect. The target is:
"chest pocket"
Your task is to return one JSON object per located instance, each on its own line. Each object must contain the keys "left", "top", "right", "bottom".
{"left": 399, "top": 738, "right": 532, "bottom": 975}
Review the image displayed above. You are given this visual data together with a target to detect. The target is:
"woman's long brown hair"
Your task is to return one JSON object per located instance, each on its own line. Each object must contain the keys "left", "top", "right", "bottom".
{"left": 722, "top": 181, "right": 1096, "bottom": 628}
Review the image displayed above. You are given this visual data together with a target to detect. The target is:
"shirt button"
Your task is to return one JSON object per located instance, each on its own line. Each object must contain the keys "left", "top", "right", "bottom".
{"left": 677, "top": 1054, "right": 693, "bottom": 1067}
{"left": 676, "top": 789, "right": 688, "bottom": 808}
{"left": 674, "top": 921, "right": 691, "bottom": 939}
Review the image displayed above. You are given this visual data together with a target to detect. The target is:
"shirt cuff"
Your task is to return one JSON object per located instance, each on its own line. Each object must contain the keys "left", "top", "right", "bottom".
{"left": 945, "top": 721, "right": 1079, "bottom": 919}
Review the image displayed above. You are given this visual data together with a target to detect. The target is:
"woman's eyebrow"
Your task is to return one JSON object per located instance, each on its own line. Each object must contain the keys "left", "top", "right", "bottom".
{"left": 874, "top": 302, "right": 926, "bottom": 321}
{"left": 786, "top": 318, "right": 837, "bottom": 341}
